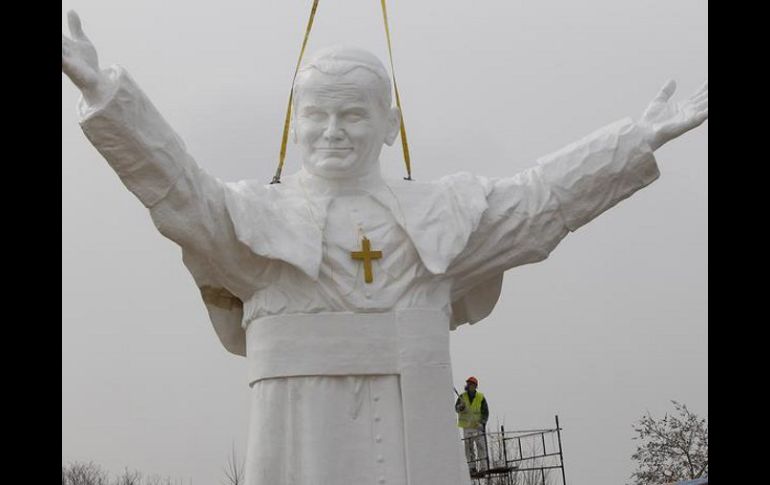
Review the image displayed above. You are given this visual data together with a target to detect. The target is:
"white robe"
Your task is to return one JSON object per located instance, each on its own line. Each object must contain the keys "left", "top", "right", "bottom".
{"left": 78, "top": 66, "right": 660, "bottom": 485}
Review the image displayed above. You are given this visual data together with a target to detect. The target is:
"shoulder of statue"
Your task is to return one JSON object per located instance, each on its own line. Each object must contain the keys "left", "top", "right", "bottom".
{"left": 385, "top": 172, "right": 491, "bottom": 199}
{"left": 225, "top": 175, "right": 301, "bottom": 199}
{"left": 384, "top": 176, "right": 437, "bottom": 191}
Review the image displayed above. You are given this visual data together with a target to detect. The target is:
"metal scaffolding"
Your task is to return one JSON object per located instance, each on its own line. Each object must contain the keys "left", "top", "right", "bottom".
{"left": 463, "top": 415, "right": 567, "bottom": 485}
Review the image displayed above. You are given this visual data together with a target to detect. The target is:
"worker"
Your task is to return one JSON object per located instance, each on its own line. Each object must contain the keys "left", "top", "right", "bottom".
{"left": 456, "top": 376, "right": 489, "bottom": 473}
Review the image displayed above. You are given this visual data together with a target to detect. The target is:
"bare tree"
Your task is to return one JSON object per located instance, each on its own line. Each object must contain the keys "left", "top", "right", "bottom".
{"left": 629, "top": 401, "right": 708, "bottom": 484}
{"left": 113, "top": 468, "right": 142, "bottom": 485}
{"left": 63, "top": 461, "right": 188, "bottom": 485}
{"left": 222, "top": 443, "right": 245, "bottom": 485}
{"left": 64, "top": 462, "right": 110, "bottom": 485}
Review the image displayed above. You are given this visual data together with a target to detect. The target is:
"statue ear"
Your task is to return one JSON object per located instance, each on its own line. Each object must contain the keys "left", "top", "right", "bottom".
{"left": 384, "top": 107, "right": 401, "bottom": 146}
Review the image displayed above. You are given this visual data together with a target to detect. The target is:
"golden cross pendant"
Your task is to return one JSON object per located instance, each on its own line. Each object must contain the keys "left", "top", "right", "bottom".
{"left": 351, "top": 237, "right": 383, "bottom": 284}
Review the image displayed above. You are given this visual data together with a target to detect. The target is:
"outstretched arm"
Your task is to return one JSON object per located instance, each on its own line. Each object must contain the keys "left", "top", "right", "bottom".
{"left": 62, "top": 11, "right": 265, "bottom": 299}
{"left": 449, "top": 81, "right": 707, "bottom": 298}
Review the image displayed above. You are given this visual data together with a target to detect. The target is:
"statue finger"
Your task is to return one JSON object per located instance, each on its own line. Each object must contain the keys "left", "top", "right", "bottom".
{"left": 62, "top": 34, "right": 76, "bottom": 66}
{"left": 693, "top": 80, "right": 708, "bottom": 98}
{"left": 62, "top": 33, "right": 72, "bottom": 53}
{"left": 692, "top": 99, "right": 708, "bottom": 115}
{"left": 67, "top": 10, "right": 89, "bottom": 42}
{"left": 690, "top": 90, "right": 707, "bottom": 105}
{"left": 654, "top": 79, "right": 677, "bottom": 103}
{"left": 693, "top": 109, "right": 708, "bottom": 125}
{"left": 682, "top": 107, "right": 708, "bottom": 128}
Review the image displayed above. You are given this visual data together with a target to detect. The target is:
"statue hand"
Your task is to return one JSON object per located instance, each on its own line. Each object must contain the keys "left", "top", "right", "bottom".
{"left": 62, "top": 10, "right": 112, "bottom": 105}
{"left": 639, "top": 80, "right": 708, "bottom": 151}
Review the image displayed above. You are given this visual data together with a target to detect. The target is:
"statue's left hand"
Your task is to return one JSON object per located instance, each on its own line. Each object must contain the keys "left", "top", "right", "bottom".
{"left": 62, "top": 10, "right": 113, "bottom": 106}
{"left": 639, "top": 80, "right": 708, "bottom": 151}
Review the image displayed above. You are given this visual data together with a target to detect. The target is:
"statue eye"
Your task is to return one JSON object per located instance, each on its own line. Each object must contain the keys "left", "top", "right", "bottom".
{"left": 344, "top": 112, "right": 365, "bottom": 122}
{"left": 303, "top": 110, "right": 327, "bottom": 122}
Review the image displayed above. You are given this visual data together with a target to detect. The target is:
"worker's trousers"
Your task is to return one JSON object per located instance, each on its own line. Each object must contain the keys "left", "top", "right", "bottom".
{"left": 462, "top": 425, "right": 488, "bottom": 471}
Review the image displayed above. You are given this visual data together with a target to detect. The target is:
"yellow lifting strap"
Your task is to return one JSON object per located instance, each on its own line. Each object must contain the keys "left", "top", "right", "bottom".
{"left": 271, "top": 0, "right": 413, "bottom": 184}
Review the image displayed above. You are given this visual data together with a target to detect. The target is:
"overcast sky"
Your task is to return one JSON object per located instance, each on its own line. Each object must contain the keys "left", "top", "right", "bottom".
{"left": 62, "top": 1, "right": 707, "bottom": 484}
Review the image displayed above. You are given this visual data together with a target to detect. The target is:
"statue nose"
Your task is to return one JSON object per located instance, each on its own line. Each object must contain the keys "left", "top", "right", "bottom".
{"left": 323, "top": 117, "right": 345, "bottom": 141}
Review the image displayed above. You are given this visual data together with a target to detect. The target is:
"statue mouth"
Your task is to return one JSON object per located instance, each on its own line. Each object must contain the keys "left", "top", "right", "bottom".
{"left": 316, "top": 147, "right": 354, "bottom": 157}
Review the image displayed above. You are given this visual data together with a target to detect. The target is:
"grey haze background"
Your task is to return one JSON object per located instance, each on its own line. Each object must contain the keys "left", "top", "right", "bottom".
{"left": 62, "top": 1, "right": 707, "bottom": 483}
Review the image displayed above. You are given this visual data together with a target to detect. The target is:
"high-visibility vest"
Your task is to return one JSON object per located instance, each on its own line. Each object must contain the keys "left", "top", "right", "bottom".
{"left": 457, "top": 391, "right": 485, "bottom": 428}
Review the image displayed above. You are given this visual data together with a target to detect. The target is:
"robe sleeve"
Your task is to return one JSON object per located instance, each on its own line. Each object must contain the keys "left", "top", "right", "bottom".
{"left": 448, "top": 117, "right": 660, "bottom": 299}
{"left": 77, "top": 65, "right": 267, "bottom": 302}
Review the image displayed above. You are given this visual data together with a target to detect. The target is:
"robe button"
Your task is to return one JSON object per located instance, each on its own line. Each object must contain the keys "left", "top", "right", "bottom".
{"left": 374, "top": 415, "right": 381, "bottom": 422}
{"left": 375, "top": 434, "right": 383, "bottom": 443}
{"left": 373, "top": 396, "right": 380, "bottom": 402}
{"left": 378, "top": 477, "right": 386, "bottom": 484}
{"left": 377, "top": 455, "right": 384, "bottom": 463}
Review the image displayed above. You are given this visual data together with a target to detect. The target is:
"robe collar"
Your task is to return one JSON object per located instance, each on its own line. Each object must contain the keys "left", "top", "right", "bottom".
{"left": 291, "top": 168, "right": 479, "bottom": 278}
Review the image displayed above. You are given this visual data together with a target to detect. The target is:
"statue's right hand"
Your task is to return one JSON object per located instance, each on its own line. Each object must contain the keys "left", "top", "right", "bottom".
{"left": 62, "top": 10, "right": 110, "bottom": 103}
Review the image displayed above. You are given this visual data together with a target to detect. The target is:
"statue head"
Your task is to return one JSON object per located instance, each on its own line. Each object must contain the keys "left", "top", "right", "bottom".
{"left": 291, "top": 46, "right": 402, "bottom": 180}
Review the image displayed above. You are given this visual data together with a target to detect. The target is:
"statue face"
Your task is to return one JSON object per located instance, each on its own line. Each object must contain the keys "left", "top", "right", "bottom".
{"left": 294, "top": 69, "right": 399, "bottom": 180}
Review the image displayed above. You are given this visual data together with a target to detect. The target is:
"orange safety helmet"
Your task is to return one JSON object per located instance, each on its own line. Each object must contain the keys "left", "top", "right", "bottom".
{"left": 466, "top": 376, "right": 479, "bottom": 386}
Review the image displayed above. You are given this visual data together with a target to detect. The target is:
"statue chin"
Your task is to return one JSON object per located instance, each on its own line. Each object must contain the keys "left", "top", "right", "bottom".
{"left": 305, "top": 155, "right": 363, "bottom": 179}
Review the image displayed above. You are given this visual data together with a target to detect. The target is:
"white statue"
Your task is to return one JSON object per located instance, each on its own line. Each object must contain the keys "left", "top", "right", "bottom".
{"left": 62, "top": 10, "right": 707, "bottom": 485}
